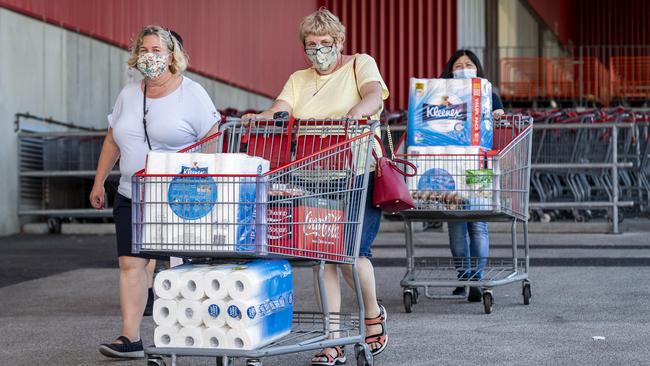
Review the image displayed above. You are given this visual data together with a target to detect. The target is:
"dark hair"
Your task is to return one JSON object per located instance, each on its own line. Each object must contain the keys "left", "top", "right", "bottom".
{"left": 439, "top": 49, "right": 485, "bottom": 79}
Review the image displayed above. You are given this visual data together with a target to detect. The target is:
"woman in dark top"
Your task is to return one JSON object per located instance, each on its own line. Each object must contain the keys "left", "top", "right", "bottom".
{"left": 439, "top": 49, "right": 504, "bottom": 301}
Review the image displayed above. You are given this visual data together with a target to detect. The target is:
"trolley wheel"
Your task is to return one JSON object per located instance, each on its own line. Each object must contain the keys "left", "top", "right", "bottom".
{"left": 540, "top": 213, "right": 551, "bottom": 223}
{"left": 522, "top": 282, "right": 532, "bottom": 305}
{"left": 412, "top": 287, "right": 420, "bottom": 304}
{"left": 246, "top": 358, "right": 263, "bottom": 366}
{"left": 217, "top": 357, "right": 235, "bottom": 366}
{"left": 147, "top": 357, "right": 166, "bottom": 366}
{"left": 403, "top": 291, "right": 414, "bottom": 313}
{"left": 482, "top": 291, "right": 493, "bottom": 314}
{"left": 574, "top": 214, "right": 585, "bottom": 223}
{"left": 355, "top": 344, "right": 373, "bottom": 366}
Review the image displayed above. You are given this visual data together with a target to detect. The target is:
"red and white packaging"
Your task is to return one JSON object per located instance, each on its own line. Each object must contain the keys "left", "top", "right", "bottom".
{"left": 268, "top": 197, "right": 344, "bottom": 261}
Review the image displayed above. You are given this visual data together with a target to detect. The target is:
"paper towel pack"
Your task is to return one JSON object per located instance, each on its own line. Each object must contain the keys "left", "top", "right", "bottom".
{"left": 142, "top": 152, "right": 269, "bottom": 253}
{"left": 407, "top": 77, "right": 493, "bottom": 149}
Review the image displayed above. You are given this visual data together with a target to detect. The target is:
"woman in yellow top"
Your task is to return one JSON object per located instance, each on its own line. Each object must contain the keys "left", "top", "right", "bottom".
{"left": 243, "top": 8, "right": 389, "bottom": 366}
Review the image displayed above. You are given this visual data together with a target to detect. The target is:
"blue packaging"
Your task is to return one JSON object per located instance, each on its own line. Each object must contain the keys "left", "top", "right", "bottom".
{"left": 407, "top": 78, "right": 493, "bottom": 149}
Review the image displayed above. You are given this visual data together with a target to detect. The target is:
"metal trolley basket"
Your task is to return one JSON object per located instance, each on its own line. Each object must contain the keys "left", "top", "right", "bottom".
{"left": 398, "top": 115, "right": 533, "bottom": 314}
{"left": 132, "top": 118, "right": 379, "bottom": 366}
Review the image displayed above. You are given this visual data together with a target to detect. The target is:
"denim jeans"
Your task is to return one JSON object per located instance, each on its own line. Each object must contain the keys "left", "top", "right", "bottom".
{"left": 448, "top": 221, "right": 489, "bottom": 279}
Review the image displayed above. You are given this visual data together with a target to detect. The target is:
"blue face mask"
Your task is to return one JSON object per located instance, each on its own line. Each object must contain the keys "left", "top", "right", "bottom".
{"left": 453, "top": 68, "right": 477, "bottom": 79}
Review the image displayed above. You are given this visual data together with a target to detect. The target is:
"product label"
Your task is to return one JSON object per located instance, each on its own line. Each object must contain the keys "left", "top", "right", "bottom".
{"left": 167, "top": 162, "right": 217, "bottom": 220}
{"left": 245, "top": 291, "right": 294, "bottom": 320}
{"left": 207, "top": 303, "right": 220, "bottom": 318}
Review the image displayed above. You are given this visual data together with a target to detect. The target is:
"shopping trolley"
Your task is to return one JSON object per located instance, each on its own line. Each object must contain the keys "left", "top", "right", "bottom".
{"left": 398, "top": 115, "right": 533, "bottom": 314}
{"left": 132, "top": 118, "right": 379, "bottom": 366}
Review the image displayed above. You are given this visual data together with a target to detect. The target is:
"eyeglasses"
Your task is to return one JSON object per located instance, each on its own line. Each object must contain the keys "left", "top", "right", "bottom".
{"left": 304, "top": 45, "right": 333, "bottom": 56}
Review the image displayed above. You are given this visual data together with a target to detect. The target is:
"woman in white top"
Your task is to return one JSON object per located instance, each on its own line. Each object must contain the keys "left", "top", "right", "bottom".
{"left": 90, "top": 25, "right": 220, "bottom": 359}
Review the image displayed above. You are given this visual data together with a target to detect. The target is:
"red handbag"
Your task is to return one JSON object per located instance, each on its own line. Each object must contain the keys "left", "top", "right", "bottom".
{"left": 372, "top": 125, "right": 417, "bottom": 213}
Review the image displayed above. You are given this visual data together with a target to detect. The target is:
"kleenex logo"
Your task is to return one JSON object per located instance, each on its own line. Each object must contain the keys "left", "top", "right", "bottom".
{"left": 180, "top": 163, "right": 208, "bottom": 175}
{"left": 422, "top": 103, "right": 467, "bottom": 121}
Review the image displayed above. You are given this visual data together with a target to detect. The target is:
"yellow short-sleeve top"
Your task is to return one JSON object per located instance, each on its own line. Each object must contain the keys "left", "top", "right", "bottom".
{"left": 277, "top": 53, "right": 389, "bottom": 120}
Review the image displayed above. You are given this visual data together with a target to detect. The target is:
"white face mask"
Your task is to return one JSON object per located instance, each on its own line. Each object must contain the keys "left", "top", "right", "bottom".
{"left": 453, "top": 68, "right": 477, "bottom": 79}
{"left": 306, "top": 45, "right": 338, "bottom": 72}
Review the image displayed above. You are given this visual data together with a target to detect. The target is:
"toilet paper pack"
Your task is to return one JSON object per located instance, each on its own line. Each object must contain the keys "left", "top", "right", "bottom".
{"left": 224, "top": 260, "right": 294, "bottom": 349}
{"left": 142, "top": 152, "right": 269, "bottom": 253}
{"left": 407, "top": 77, "right": 493, "bottom": 149}
{"left": 406, "top": 146, "right": 494, "bottom": 209}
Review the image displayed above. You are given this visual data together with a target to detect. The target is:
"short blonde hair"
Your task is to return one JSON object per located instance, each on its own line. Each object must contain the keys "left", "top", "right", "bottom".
{"left": 127, "top": 25, "right": 188, "bottom": 74}
{"left": 299, "top": 7, "right": 346, "bottom": 45}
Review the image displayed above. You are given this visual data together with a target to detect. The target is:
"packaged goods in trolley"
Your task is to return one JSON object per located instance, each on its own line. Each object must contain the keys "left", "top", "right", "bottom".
{"left": 267, "top": 189, "right": 345, "bottom": 260}
{"left": 152, "top": 260, "right": 293, "bottom": 350}
{"left": 406, "top": 146, "right": 494, "bottom": 211}
{"left": 142, "top": 152, "right": 269, "bottom": 253}
{"left": 407, "top": 77, "right": 493, "bottom": 149}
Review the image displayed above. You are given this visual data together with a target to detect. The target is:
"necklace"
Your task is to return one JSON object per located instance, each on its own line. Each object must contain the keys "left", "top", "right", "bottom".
{"left": 313, "top": 76, "right": 333, "bottom": 96}
{"left": 145, "top": 73, "right": 178, "bottom": 96}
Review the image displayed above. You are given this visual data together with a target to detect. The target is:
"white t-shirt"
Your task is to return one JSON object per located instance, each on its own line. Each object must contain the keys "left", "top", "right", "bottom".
{"left": 108, "top": 76, "right": 220, "bottom": 198}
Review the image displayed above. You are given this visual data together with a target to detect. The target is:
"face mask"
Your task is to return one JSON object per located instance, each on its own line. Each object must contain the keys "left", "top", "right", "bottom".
{"left": 136, "top": 52, "right": 168, "bottom": 79}
{"left": 307, "top": 45, "right": 338, "bottom": 72}
{"left": 453, "top": 68, "right": 477, "bottom": 79}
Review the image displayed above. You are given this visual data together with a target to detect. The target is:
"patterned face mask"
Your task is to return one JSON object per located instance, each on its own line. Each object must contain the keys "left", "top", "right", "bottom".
{"left": 307, "top": 45, "right": 338, "bottom": 72}
{"left": 136, "top": 52, "right": 169, "bottom": 79}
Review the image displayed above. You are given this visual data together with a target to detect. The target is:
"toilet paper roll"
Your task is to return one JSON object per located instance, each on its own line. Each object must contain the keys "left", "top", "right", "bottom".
{"left": 202, "top": 265, "right": 238, "bottom": 299}
{"left": 179, "top": 267, "right": 211, "bottom": 300}
{"left": 202, "top": 326, "right": 231, "bottom": 349}
{"left": 172, "top": 326, "right": 206, "bottom": 348}
{"left": 225, "top": 292, "right": 293, "bottom": 330}
{"left": 153, "top": 299, "right": 179, "bottom": 326}
{"left": 153, "top": 267, "right": 192, "bottom": 300}
{"left": 227, "top": 327, "right": 287, "bottom": 350}
{"left": 154, "top": 325, "right": 181, "bottom": 347}
{"left": 201, "top": 298, "right": 229, "bottom": 328}
{"left": 177, "top": 299, "right": 205, "bottom": 327}
{"left": 226, "top": 260, "right": 292, "bottom": 300}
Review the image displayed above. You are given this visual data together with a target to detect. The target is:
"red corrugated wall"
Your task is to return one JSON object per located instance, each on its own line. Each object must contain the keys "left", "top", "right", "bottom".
{"left": 0, "top": 0, "right": 319, "bottom": 98}
{"left": 320, "top": 0, "right": 457, "bottom": 110}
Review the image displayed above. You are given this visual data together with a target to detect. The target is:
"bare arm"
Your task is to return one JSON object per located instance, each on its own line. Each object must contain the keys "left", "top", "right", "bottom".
{"left": 242, "top": 99, "right": 293, "bottom": 122}
{"left": 89, "top": 128, "right": 120, "bottom": 209}
{"left": 344, "top": 81, "right": 384, "bottom": 119}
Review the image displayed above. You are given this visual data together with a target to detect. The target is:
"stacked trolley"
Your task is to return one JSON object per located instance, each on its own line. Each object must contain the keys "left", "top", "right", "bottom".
{"left": 132, "top": 118, "right": 379, "bottom": 366}
{"left": 398, "top": 115, "right": 534, "bottom": 314}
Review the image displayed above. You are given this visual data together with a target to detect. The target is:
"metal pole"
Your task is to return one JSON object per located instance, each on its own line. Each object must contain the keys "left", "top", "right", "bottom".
{"left": 612, "top": 125, "right": 620, "bottom": 234}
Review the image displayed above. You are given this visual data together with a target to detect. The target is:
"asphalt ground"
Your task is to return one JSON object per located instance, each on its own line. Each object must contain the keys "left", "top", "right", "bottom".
{"left": 1, "top": 222, "right": 649, "bottom": 366}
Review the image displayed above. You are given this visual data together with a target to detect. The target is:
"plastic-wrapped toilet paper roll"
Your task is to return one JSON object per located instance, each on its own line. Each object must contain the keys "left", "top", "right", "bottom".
{"left": 177, "top": 299, "right": 204, "bottom": 327}
{"left": 172, "top": 326, "right": 206, "bottom": 348}
{"left": 225, "top": 292, "right": 293, "bottom": 330}
{"left": 201, "top": 298, "right": 229, "bottom": 328}
{"left": 153, "top": 267, "right": 192, "bottom": 300}
{"left": 226, "top": 260, "right": 292, "bottom": 300}
{"left": 153, "top": 299, "right": 179, "bottom": 326}
{"left": 202, "top": 326, "right": 230, "bottom": 349}
{"left": 201, "top": 264, "right": 238, "bottom": 299}
{"left": 154, "top": 325, "right": 180, "bottom": 347}
{"left": 227, "top": 327, "right": 285, "bottom": 350}
{"left": 179, "top": 267, "right": 211, "bottom": 300}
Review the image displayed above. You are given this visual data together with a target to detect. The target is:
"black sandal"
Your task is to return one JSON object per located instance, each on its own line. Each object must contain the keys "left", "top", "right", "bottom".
{"left": 99, "top": 335, "right": 144, "bottom": 359}
{"left": 311, "top": 345, "right": 346, "bottom": 366}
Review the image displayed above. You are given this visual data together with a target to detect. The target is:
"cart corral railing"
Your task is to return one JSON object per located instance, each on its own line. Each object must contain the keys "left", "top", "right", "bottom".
{"left": 15, "top": 113, "right": 117, "bottom": 230}
{"left": 382, "top": 109, "right": 650, "bottom": 233}
{"left": 460, "top": 46, "right": 650, "bottom": 107}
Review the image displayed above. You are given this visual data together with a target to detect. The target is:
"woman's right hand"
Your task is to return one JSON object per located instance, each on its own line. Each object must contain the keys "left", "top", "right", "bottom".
{"left": 241, "top": 113, "right": 261, "bottom": 126}
{"left": 89, "top": 183, "right": 105, "bottom": 209}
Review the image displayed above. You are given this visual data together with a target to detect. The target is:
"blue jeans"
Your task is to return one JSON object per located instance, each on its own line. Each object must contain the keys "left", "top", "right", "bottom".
{"left": 448, "top": 221, "right": 489, "bottom": 279}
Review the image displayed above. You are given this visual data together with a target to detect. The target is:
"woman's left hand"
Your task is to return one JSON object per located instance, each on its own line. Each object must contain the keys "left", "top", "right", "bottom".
{"left": 493, "top": 109, "right": 505, "bottom": 120}
{"left": 343, "top": 108, "right": 363, "bottom": 120}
